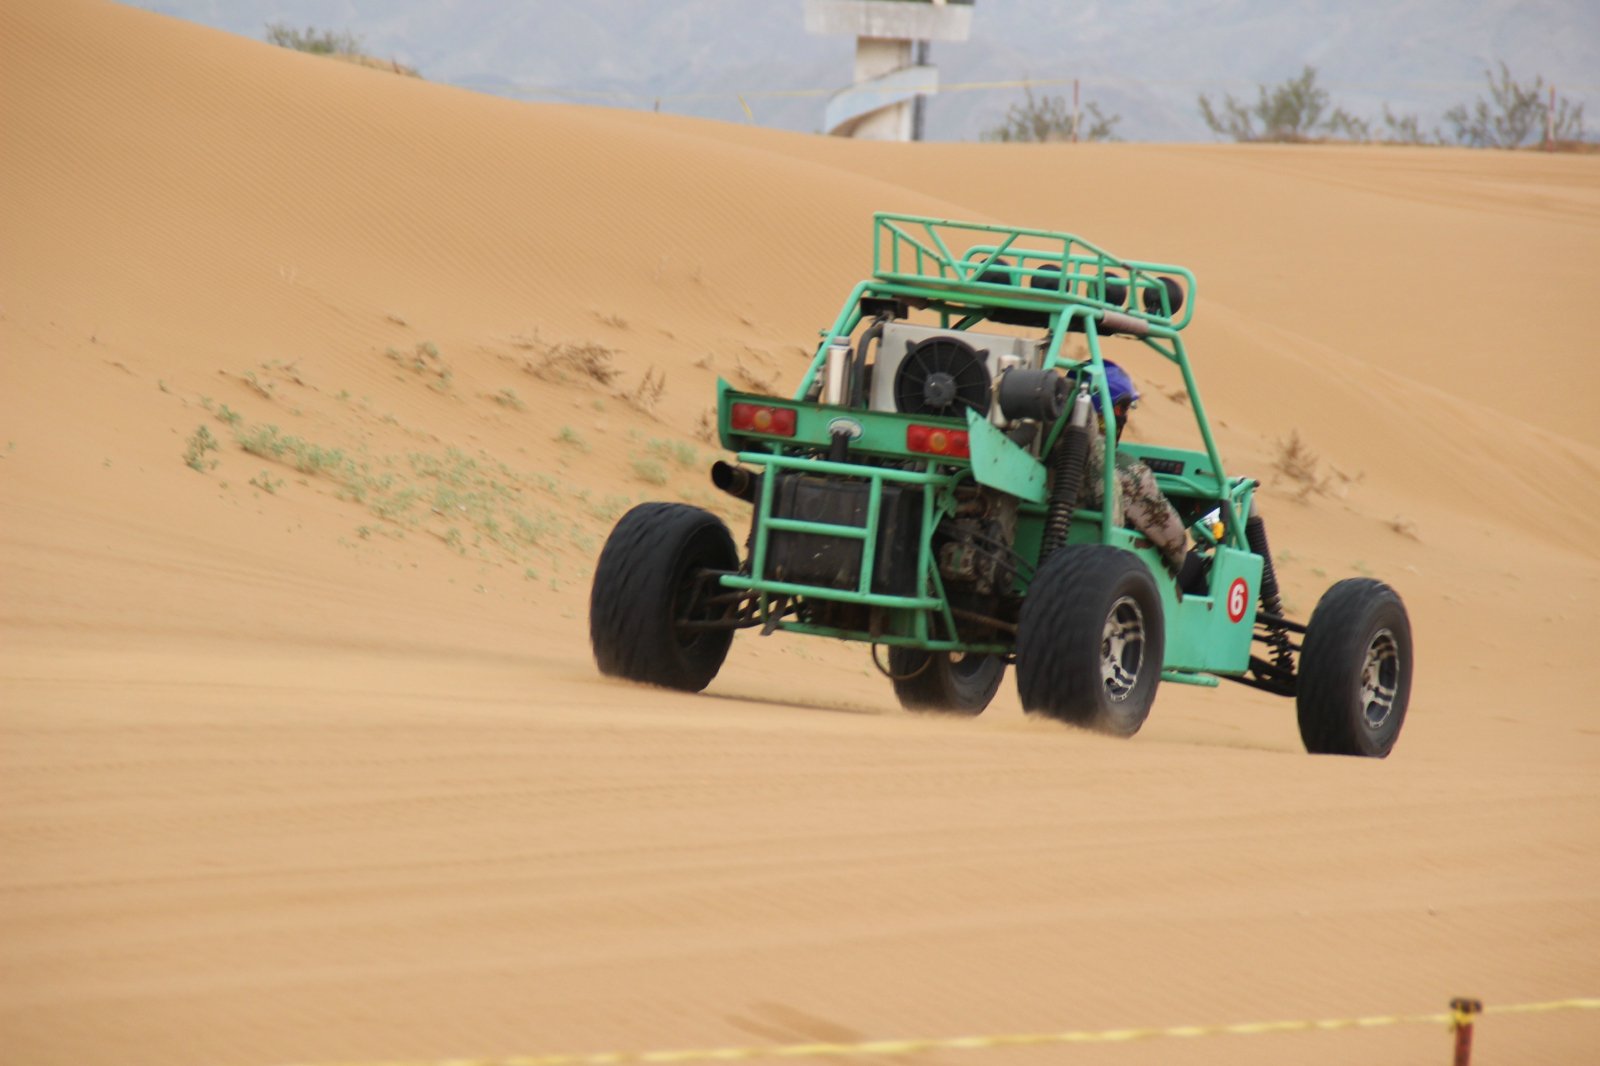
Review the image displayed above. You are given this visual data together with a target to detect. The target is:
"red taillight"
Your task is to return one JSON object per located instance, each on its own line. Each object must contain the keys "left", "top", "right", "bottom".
{"left": 906, "top": 424, "right": 970, "bottom": 459}
{"left": 730, "top": 402, "right": 797, "bottom": 437}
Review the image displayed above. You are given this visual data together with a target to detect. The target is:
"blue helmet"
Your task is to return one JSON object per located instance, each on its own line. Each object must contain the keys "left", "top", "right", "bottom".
{"left": 1102, "top": 360, "right": 1139, "bottom": 407}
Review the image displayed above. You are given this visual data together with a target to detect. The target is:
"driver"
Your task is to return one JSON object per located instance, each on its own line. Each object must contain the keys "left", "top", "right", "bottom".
{"left": 1078, "top": 361, "right": 1192, "bottom": 582}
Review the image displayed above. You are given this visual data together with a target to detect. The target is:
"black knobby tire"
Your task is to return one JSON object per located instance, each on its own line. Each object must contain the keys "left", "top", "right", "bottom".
{"left": 886, "top": 648, "right": 1006, "bottom": 715}
{"left": 1015, "top": 545, "right": 1165, "bottom": 736}
{"left": 589, "top": 502, "right": 739, "bottom": 692}
{"left": 1296, "top": 578, "right": 1412, "bottom": 757}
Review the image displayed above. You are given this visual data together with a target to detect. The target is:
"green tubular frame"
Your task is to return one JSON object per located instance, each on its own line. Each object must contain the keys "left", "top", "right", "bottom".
{"left": 720, "top": 213, "right": 1253, "bottom": 657}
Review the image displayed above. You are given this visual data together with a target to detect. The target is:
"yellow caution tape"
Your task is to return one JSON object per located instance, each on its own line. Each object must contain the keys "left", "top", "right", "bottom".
{"left": 282, "top": 997, "right": 1600, "bottom": 1066}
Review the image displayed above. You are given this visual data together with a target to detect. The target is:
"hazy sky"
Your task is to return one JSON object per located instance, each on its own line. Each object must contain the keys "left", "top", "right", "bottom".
{"left": 132, "top": 1, "right": 1599, "bottom": 141}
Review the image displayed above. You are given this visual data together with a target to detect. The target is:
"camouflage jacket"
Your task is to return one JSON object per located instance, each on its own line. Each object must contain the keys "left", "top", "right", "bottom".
{"left": 1081, "top": 430, "right": 1189, "bottom": 573}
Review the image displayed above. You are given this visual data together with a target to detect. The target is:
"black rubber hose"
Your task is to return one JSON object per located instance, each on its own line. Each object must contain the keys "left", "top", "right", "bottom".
{"left": 1246, "top": 513, "right": 1295, "bottom": 671}
{"left": 849, "top": 317, "right": 887, "bottom": 409}
{"left": 1039, "top": 422, "right": 1090, "bottom": 562}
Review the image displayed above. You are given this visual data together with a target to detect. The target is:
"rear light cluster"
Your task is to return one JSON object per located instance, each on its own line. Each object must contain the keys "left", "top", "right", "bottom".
{"left": 730, "top": 402, "right": 797, "bottom": 437}
{"left": 906, "top": 424, "right": 970, "bottom": 459}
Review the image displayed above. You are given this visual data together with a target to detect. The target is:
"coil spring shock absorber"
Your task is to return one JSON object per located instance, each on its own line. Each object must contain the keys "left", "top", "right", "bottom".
{"left": 1246, "top": 513, "right": 1294, "bottom": 672}
{"left": 1039, "top": 385, "right": 1094, "bottom": 562}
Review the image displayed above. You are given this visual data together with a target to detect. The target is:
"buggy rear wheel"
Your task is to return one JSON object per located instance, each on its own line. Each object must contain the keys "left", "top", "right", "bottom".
{"left": 1296, "top": 578, "right": 1412, "bottom": 757}
{"left": 589, "top": 503, "right": 739, "bottom": 692}
{"left": 1015, "top": 545, "right": 1164, "bottom": 736}
{"left": 887, "top": 648, "right": 1006, "bottom": 715}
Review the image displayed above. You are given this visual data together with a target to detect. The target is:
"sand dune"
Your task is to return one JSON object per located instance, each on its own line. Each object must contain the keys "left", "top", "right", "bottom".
{"left": 2, "top": 1, "right": 1598, "bottom": 1063}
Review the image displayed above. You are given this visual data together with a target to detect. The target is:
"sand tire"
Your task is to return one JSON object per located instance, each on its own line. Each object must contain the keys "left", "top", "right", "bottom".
{"left": 1016, "top": 545, "right": 1164, "bottom": 736}
{"left": 887, "top": 649, "right": 1006, "bottom": 715}
{"left": 589, "top": 502, "right": 738, "bottom": 692}
{"left": 1296, "top": 578, "right": 1412, "bottom": 757}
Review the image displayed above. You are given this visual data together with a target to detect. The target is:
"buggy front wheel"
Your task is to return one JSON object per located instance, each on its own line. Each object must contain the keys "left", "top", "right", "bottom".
{"left": 1296, "top": 578, "right": 1412, "bottom": 757}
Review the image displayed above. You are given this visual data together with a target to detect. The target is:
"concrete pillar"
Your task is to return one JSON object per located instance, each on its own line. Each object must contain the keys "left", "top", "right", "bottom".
{"left": 852, "top": 37, "right": 914, "bottom": 140}
{"left": 804, "top": 0, "right": 974, "bottom": 141}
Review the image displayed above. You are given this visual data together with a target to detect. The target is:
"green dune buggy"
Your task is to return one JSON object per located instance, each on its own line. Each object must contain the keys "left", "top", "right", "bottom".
{"left": 590, "top": 214, "right": 1412, "bottom": 757}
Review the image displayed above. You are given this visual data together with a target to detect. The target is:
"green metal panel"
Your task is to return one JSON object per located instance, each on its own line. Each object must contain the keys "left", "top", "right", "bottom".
{"left": 1162, "top": 546, "right": 1262, "bottom": 674}
{"left": 720, "top": 378, "right": 980, "bottom": 468}
{"left": 963, "top": 410, "right": 1046, "bottom": 504}
{"left": 1060, "top": 523, "right": 1260, "bottom": 675}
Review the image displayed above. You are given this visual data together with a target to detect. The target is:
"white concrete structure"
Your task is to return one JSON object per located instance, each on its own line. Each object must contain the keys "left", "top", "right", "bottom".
{"left": 804, "top": 0, "right": 973, "bottom": 140}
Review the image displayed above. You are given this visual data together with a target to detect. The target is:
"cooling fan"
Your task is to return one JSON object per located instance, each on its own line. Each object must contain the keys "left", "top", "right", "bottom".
{"left": 892, "top": 336, "right": 992, "bottom": 417}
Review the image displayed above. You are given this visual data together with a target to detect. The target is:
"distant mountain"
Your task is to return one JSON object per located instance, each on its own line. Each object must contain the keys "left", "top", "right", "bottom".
{"left": 132, "top": 1, "right": 1599, "bottom": 141}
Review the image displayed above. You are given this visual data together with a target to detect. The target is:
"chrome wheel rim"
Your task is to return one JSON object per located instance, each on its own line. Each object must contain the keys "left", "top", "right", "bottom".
{"left": 1360, "top": 629, "right": 1400, "bottom": 730}
{"left": 1101, "top": 595, "right": 1146, "bottom": 701}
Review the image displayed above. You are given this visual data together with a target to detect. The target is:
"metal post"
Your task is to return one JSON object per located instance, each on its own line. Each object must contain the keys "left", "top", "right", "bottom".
{"left": 1072, "top": 78, "right": 1080, "bottom": 143}
{"left": 1545, "top": 86, "right": 1555, "bottom": 150}
{"left": 1450, "top": 997, "right": 1482, "bottom": 1066}
{"left": 912, "top": 39, "right": 929, "bottom": 141}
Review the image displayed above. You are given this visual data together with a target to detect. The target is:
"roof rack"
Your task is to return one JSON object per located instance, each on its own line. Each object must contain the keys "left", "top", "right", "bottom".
{"left": 871, "top": 212, "right": 1196, "bottom": 332}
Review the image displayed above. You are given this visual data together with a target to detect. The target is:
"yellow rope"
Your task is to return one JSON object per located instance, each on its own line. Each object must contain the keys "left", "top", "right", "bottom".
{"left": 280, "top": 997, "right": 1600, "bottom": 1066}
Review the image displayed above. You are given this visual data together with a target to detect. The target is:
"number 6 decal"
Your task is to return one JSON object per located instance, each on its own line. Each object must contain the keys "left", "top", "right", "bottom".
{"left": 1227, "top": 578, "right": 1249, "bottom": 622}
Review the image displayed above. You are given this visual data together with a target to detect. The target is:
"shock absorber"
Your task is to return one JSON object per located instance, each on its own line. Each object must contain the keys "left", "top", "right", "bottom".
{"left": 1039, "top": 384, "right": 1093, "bottom": 563}
{"left": 1246, "top": 512, "right": 1295, "bottom": 672}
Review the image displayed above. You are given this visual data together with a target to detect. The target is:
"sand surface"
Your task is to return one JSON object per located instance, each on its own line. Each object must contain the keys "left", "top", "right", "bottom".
{"left": 3, "top": 2, "right": 1598, "bottom": 1063}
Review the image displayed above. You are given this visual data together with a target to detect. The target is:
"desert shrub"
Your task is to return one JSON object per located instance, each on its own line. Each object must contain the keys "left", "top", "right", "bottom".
{"left": 1199, "top": 66, "right": 1333, "bottom": 142}
{"left": 264, "top": 23, "right": 419, "bottom": 77}
{"left": 983, "top": 84, "right": 1120, "bottom": 143}
{"left": 184, "top": 425, "right": 219, "bottom": 472}
{"left": 1444, "top": 63, "right": 1586, "bottom": 148}
{"left": 264, "top": 23, "right": 364, "bottom": 56}
{"left": 631, "top": 458, "right": 668, "bottom": 485}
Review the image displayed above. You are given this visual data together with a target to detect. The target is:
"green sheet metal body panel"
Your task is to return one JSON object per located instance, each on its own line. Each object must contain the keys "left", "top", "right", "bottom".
{"left": 963, "top": 409, "right": 1046, "bottom": 504}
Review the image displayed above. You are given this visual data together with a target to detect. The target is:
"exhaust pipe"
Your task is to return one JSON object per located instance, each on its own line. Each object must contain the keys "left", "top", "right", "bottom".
{"left": 711, "top": 460, "right": 760, "bottom": 504}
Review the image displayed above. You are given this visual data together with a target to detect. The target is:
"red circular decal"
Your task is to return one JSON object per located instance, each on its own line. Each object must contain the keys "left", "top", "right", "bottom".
{"left": 1226, "top": 578, "right": 1249, "bottom": 622}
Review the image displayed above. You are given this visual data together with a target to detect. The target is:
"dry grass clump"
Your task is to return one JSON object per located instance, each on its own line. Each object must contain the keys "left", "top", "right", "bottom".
{"left": 1274, "top": 429, "right": 1323, "bottom": 485}
{"left": 511, "top": 332, "right": 664, "bottom": 415}
{"left": 1388, "top": 515, "right": 1421, "bottom": 540}
{"left": 386, "top": 341, "right": 452, "bottom": 392}
{"left": 1272, "top": 429, "right": 1360, "bottom": 501}
{"left": 731, "top": 348, "right": 778, "bottom": 392}
{"left": 623, "top": 366, "right": 666, "bottom": 414}
{"left": 490, "top": 388, "right": 525, "bottom": 411}
{"left": 524, "top": 339, "right": 622, "bottom": 387}
{"left": 694, "top": 407, "right": 718, "bottom": 443}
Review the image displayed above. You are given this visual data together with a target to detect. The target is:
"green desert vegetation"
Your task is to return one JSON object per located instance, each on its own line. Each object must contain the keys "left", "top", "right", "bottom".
{"left": 204, "top": 396, "right": 681, "bottom": 576}
{"left": 630, "top": 458, "right": 669, "bottom": 486}
{"left": 1200, "top": 64, "right": 1586, "bottom": 147}
{"left": 982, "top": 83, "right": 1121, "bottom": 143}
{"left": 183, "top": 425, "right": 219, "bottom": 472}
{"left": 386, "top": 341, "right": 453, "bottom": 392}
{"left": 263, "top": 23, "right": 420, "bottom": 77}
